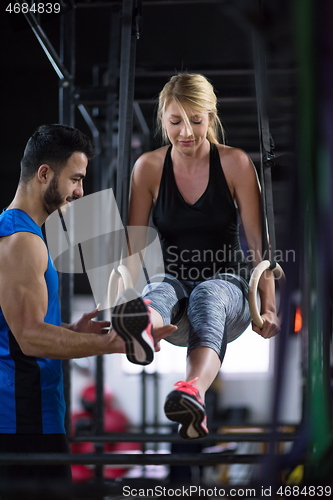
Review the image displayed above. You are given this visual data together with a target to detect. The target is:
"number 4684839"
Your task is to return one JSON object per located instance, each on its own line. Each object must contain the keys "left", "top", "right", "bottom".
{"left": 6, "top": 3, "right": 61, "bottom": 14}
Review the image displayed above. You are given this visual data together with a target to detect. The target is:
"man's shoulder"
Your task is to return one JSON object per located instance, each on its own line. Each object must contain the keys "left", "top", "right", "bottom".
{"left": 0, "top": 208, "right": 14, "bottom": 237}
{"left": 0, "top": 209, "right": 41, "bottom": 238}
{"left": 0, "top": 231, "right": 47, "bottom": 269}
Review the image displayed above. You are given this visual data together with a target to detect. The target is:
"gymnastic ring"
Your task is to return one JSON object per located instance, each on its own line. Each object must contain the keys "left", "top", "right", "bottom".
{"left": 107, "top": 264, "right": 134, "bottom": 309}
{"left": 248, "top": 260, "right": 285, "bottom": 329}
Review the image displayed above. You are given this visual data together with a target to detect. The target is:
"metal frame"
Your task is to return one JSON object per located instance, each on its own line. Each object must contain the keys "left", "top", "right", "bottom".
{"left": 0, "top": 450, "right": 301, "bottom": 467}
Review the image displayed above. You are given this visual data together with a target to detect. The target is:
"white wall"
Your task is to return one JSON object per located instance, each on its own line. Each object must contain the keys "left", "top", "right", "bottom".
{"left": 218, "top": 334, "right": 302, "bottom": 424}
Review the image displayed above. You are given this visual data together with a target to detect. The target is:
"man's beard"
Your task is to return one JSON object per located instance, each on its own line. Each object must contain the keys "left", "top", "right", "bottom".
{"left": 43, "top": 175, "right": 64, "bottom": 215}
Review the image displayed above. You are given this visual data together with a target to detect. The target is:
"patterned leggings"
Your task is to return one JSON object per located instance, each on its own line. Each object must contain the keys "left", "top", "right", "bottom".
{"left": 142, "top": 273, "right": 251, "bottom": 363}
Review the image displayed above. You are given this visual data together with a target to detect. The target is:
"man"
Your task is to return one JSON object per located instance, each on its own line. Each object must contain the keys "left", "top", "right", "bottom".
{"left": 0, "top": 124, "right": 175, "bottom": 498}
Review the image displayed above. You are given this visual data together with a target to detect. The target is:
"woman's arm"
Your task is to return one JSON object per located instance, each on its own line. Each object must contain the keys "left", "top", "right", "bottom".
{"left": 225, "top": 147, "right": 280, "bottom": 339}
{"left": 126, "top": 151, "right": 160, "bottom": 285}
{"left": 125, "top": 150, "right": 177, "bottom": 339}
{"left": 129, "top": 153, "right": 156, "bottom": 226}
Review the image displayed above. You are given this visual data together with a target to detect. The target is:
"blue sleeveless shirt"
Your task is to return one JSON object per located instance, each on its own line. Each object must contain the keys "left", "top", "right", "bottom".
{"left": 0, "top": 209, "right": 66, "bottom": 434}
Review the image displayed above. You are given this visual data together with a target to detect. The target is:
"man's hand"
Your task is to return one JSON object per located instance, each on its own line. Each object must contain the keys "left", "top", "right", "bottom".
{"left": 153, "top": 323, "right": 177, "bottom": 352}
{"left": 68, "top": 298, "right": 177, "bottom": 356}
{"left": 145, "top": 297, "right": 177, "bottom": 351}
{"left": 69, "top": 305, "right": 111, "bottom": 334}
{"left": 107, "top": 323, "right": 177, "bottom": 354}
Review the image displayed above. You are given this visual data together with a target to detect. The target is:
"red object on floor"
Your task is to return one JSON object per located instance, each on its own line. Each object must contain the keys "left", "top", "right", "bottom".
{"left": 71, "top": 385, "right": 141, "bottom": 482}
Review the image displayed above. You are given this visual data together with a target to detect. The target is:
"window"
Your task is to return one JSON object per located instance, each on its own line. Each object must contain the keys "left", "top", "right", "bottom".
{"left": 221, "top": 324, "right": 272, "bottom": 375}
{"left": 121, "top": 324, "right": 272, "bottom": 375}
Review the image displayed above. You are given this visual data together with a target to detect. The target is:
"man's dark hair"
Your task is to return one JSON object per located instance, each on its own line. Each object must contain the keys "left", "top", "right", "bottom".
{"left": 20, "top": 124, "right": 95, "bottom": 183}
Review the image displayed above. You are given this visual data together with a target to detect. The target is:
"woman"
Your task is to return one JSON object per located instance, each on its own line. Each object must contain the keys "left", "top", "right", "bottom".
{"left": 114, "top": 73, "right": 279, "bottom": 439}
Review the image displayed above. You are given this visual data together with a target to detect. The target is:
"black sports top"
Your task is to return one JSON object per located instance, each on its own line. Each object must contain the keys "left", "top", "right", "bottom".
{"left": 152, "top": 143, "right": 249, "bottom": 282}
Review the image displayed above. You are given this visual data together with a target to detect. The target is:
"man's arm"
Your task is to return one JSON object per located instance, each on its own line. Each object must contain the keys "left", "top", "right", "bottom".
{"left": 62, "top": 304, "right": 110, "bottom": 334}
{"left": 0, "top": 232, "right": 120, "bottom": 359}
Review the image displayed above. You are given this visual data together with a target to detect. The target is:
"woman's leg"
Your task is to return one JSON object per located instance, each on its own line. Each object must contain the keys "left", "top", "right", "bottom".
{"left": 186, "top": 278, "right": 250, "bottom": 399}
{"left": 148, "top": 307, "right": 164, "bottom": 329}
{"left": 112, "top": 275, "right": 189, "bottom": 365}
{"left": 142, "top": 275, "right": 190, "bottom": 347}
{"left": 186, "top": 346, "right": 221, "bottom": 403}
{"left": 164, "top": 278, "right": 251, "bottom": 438}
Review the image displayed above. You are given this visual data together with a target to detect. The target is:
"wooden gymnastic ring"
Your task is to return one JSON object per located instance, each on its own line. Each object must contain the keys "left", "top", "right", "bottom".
{"left": 107, "top": 264, "right": 134, "bottom": 309}
{"left": 248, "top": 260, "right": 285, "bottom": 329}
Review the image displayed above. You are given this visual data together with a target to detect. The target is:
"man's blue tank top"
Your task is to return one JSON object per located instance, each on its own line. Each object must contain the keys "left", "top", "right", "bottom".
{"left": 0, "top": 209, "right": 66, "bottom": 434}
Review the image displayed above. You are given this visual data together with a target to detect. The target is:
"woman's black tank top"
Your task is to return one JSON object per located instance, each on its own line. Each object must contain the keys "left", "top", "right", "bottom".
{"left": 152, "top": 143, "right": 249, "bottom": 282}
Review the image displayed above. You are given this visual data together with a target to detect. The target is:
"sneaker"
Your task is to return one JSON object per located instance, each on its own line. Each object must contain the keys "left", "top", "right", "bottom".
{"left": 164, "top": 377, "right": 208, "bottom": 439}
{"left": 111, "top": 289, "right": 154, "bottom": 365}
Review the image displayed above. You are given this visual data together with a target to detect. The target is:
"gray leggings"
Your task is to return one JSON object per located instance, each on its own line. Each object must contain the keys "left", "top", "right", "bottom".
{"left": 142, "top": 273, "right": 251, "bottom": 363}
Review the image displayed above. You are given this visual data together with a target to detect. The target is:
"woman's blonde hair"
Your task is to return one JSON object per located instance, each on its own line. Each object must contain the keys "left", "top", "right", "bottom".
{"left": 157, "top": 73, "right": 225, "bottom": 145}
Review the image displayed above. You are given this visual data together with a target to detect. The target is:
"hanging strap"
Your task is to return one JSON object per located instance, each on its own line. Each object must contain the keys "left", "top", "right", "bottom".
{"left": 252, "top": 25, "right": 277, "bottom": 269}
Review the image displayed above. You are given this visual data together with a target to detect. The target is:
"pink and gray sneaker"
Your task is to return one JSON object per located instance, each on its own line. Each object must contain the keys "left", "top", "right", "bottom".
{"left": 111, "top": 289, "right": 154, "bottom": 365}
{"left": 164, "top": 377, "right": 208, "bottom": 439}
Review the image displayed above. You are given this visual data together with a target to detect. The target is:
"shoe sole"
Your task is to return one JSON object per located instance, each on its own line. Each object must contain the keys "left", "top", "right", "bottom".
{"left": 112, "top": 290, "right": 154, "bottom": 365}
{"left": 164, "top": 391, "right": 208, "bottom": 439}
